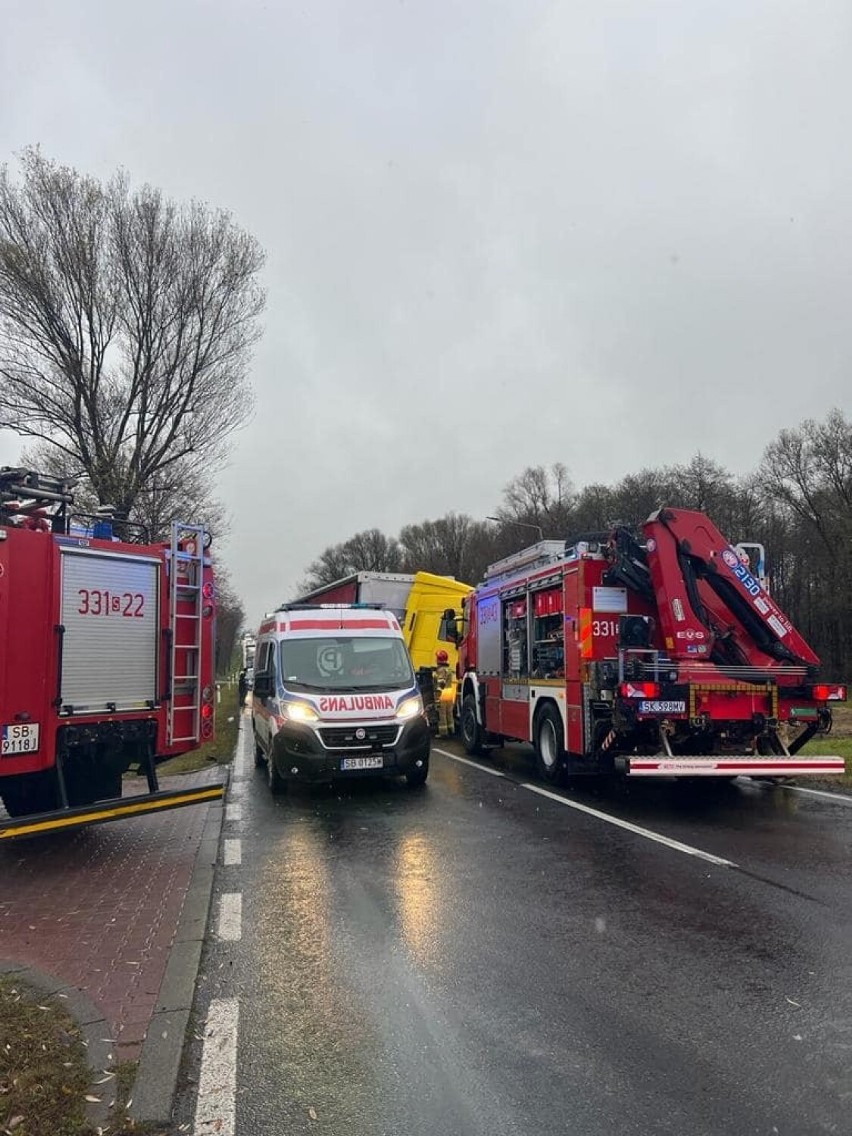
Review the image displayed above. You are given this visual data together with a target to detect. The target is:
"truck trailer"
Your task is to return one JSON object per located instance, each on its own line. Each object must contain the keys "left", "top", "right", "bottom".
{"left": 295, "top": 571, "right": 472, "bottom": 671}
{"left": 458, "top": 507, "right": 846, "bottom": 781}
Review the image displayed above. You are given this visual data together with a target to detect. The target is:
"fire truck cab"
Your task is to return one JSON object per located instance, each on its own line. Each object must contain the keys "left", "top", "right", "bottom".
{"left": 458, "top": 509, "right": 846, "bottom": 781}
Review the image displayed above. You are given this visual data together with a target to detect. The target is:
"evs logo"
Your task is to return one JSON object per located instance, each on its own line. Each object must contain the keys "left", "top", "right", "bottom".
{"left": 721, "top": 549, "right": 739, "bottom": 569}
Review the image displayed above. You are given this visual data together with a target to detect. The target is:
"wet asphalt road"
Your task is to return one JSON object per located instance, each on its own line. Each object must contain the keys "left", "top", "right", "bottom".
{"left": 177, "top": 717, "right": 852, "bottom": 1135}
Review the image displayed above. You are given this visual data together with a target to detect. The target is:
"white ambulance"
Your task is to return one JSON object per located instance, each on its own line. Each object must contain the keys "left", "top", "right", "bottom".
{"left": 251, "top": 604, "right": 430, "bottom": 792}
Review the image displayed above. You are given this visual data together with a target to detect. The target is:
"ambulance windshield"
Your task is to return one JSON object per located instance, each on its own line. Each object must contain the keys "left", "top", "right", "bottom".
{"left": 278, "top": 636, "right": 415, "bottom": 693}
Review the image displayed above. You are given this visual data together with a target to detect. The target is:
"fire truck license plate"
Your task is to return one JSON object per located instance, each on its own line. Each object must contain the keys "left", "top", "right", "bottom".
{"left": 638, "top": 701, "right": 686, "bottom": 714}
{"left": 1, "top": 723, "right": 40, "bottom": 755}
{"left": 340, "top": 755, "right": 384, "bottom": 771}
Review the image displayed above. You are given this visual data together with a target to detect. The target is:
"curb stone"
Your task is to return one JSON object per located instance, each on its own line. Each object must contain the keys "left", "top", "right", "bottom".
{"left": 128, "top": 790, "right": 226, "bottom": 1125}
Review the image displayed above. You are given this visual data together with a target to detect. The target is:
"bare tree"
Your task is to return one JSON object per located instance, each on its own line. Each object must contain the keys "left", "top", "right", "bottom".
{"left": 213, "top": 567, "right": 245, "bottom": 676}
{"left": 0, "top": 148, "right": 265, "bottom": 522}
{"left": 300, "top": 529, "right": 404, "bottom": 590}
{"left": 496, "top": 462, "right": 574, "bottom": 535}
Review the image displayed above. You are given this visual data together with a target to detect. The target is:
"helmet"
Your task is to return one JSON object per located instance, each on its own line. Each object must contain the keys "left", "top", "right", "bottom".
{"left": 436, "top": 649, "right": 449, "bottom": 664}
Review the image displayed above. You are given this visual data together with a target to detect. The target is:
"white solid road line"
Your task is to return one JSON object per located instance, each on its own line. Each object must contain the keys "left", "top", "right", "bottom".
{"left": 217, "top": 893, "right": 243, "bottom": 941}
{"left": 433, "top": 747, "right": 506, "bottom": 776}
{"left": 521, "top": 783, "right": 737, "bottom": 868}
{"left": 434, "top": 748, "right": 736, "bottom": 868}
{"left": 784, "top": 784, "right": 852, "bottom": 805}
{"left": 223, "top": 838, "right": 242, "bottom": 866}
{"left": 193, "top": 997, "right": 239, "bottom": 1136}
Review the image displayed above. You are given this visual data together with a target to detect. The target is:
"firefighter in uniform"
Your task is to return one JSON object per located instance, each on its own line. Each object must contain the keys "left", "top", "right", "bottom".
{"left": 434, "top": 650, "right": 455, "bottom": 737}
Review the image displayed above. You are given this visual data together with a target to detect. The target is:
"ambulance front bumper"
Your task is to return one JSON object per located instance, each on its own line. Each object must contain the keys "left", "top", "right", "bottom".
{"left": 271, "top": 716, "right": 431, "bottom": 783}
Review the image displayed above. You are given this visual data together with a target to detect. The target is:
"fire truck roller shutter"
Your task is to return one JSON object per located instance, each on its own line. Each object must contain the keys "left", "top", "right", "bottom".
{"left": 60, "top": 550, "right": 160, "bottom": 712}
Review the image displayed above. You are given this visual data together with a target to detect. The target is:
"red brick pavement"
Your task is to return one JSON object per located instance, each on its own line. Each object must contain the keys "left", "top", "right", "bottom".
{"left": 0, "top": 770, "right": 221, "bottom": 1061}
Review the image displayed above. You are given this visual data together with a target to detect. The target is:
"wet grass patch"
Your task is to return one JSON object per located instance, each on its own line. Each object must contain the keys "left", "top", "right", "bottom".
{"left": 0, "top": 975, "right": 95, "bottom": 1136}
{"left": 0, "top": 979, "right": 171, "bottom": 1136}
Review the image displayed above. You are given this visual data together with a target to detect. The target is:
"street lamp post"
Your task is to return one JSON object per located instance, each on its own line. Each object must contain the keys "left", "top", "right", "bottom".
{"left": 486, "top": 516, "right": 544, "bottom": 542}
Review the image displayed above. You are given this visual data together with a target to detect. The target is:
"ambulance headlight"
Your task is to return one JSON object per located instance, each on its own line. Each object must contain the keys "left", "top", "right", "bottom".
{"left": 285, "top": 701, "right": 319, "bottom": 722}
{"left": 396, "top": 695, "right": 423, "bottom": 720}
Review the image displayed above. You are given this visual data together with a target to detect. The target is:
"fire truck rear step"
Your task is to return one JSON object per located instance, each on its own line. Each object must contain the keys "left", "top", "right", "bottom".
{"left": 0, "top": 782, "right": 226, "bottom": 840}
{"left": 623, "top": 756, "right": 846, "bottom": 777}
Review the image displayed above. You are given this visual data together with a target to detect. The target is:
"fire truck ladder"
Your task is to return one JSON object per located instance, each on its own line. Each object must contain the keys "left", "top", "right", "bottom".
{"left": 167, "top": 522, "right": 207, "bottom": 746}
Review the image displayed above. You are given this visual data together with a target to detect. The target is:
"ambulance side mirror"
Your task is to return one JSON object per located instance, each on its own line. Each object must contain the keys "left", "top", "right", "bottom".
{"left": 253, "top": 673, "right": 272, "bottom": 698}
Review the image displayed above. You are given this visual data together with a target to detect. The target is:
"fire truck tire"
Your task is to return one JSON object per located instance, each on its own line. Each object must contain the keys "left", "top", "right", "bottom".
{"left": 533, "top": 704, "right": 564, "bottom": 783}
{"left": 0, "top": 771, "right": 58, "bottom": 818}
{"left": 267, "top": 752, "right": 288, "bottom": 795}
{"left": 461, "top": 694, "right": 485, "bottom": 755}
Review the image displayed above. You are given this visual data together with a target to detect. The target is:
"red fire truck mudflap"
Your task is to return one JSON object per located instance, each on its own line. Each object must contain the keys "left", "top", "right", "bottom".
{"left": 0, "top": 780, "right": 226, "bottom": 841}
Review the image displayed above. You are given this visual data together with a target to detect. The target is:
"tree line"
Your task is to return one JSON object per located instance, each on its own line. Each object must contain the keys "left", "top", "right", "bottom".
{"left": 301, "top": 410, "right": 852, "bottom": 680}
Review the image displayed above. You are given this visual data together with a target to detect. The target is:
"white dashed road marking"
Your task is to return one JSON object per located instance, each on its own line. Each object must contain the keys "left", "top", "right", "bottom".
{"left": 223, "top": 838, "right": 242, "bottom": 866}
{"left": 225, "top": 803, "right": 242, "bottom": 823}
{"left": 193, "top": 997, "right": 239, "bottom": 1136}
{"left": 217, "top": 893, "right": 243, "bottom": 941}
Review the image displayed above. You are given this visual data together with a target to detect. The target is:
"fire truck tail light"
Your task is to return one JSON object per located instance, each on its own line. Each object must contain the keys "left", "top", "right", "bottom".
{"left": 811, "top": 684, "right": 847, "bottom": 702}
{"left": 202, "top": 581, "right": 215, "bottom": 600}
{"left": 620, "top": 682, "right": 660, "bottom": 699}
{"left": 202, "top": 604, "right": 214, "bottom": 618}
{"left": 201, "top": 720, "right": 213, "bottom": 738}
{"left": 202, "top": 685, "right": 214, "bottom": 702}
{"left": 201, "top": 703, "right": 214, "bottom": 720}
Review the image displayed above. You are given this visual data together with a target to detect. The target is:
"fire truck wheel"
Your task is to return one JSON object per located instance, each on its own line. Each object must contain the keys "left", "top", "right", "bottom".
{"left": 267, "top": 752, "right": 288, "bottom": 795}
{"left": 460, "top": 694, "right": 485, "bottom": 755}
{"left": 0, "top": 771, "right": 58, "bottom": 818}
{"left": 534, "top": 704, "right": 564, "bottom": 783}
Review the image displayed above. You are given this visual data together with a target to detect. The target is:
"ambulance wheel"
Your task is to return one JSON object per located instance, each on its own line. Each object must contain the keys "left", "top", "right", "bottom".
{"left": 267, "top": 753, "right": 288, "bottom": 795}
{"left": 461, "top": 695, "right": 485, "bottom": 756}
{"left": 254, "top": 736, "right": 266, "bottom": 768}
{"left": 406, "top": 759, "right": 429, "bottom": 788}
{"left": 534, "top": 704, "right": 564, "bottom": 784}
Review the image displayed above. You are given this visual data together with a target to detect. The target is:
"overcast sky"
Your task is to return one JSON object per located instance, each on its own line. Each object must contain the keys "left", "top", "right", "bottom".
{"left": 2, "top": 0, "right": 851, "bottom": 627}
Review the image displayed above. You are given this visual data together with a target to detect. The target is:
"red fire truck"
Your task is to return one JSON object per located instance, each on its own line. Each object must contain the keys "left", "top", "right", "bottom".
{"left": 0, "top": 468, "right": 223, "bottom": 838}
{"left": 458, "top": 507, "right": 846, "bottom": 781}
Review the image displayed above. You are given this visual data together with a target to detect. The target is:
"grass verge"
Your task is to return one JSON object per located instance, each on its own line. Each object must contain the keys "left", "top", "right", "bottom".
{"left": 0, "top": 976, "right": 93, "bottom": 1136}
{"left": 0, "top": 979, "right": 172, "bottom": 1136}
{"left": 798, "top": 703, "right": 852, "bottom": 788}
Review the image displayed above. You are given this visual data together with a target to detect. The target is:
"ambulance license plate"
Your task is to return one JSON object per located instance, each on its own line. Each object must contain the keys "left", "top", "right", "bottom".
{"left": 1, "top": 723, "right": 40, "bottom": 755}
{"left": 340, "top": 755, "right": 383, "bottom": 771}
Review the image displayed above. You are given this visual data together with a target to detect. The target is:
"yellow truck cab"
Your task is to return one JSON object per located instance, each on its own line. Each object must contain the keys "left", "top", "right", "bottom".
{"left": 251, "top": 604, "right": 431, "bottom": 791}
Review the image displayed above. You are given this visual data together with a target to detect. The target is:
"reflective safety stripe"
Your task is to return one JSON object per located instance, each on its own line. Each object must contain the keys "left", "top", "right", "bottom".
{"left": 579, "top": 608, "right": 593, "bottom": 658}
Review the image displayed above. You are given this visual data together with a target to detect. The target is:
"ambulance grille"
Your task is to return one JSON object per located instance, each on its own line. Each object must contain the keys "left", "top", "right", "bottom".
{"left": 318, "top": 725, "right": 400, "bottom": 749}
